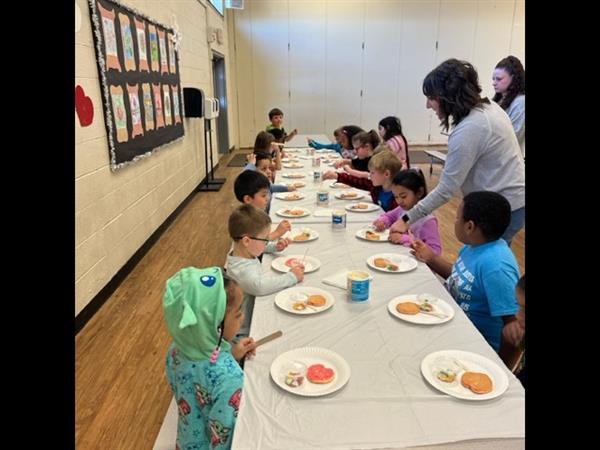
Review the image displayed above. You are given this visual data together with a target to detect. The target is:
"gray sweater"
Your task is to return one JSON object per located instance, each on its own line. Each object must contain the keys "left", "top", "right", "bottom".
{"left": 226, "top": 253, "right": 297, "bottom": 337}
{"left": 505, "top": 94, "right": 525, "bottom": 157}
{"left": 407, "top": 101, "right": 525, "bottom": 223}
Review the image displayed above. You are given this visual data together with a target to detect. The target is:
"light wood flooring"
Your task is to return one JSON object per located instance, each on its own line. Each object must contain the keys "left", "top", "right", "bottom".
{"left": 75, "top": 148, "right": 524, "bottom": 450}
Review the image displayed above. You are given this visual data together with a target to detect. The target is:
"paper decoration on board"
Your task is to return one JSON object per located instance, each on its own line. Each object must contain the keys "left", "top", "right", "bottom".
{"left": 88, "top": 0, "right": 184, "bottom": 171}
{"left": 75, "top": 85, "right": 94, "bottom": 127}
{"left": 170, "top": 14, "right": 183, "bottom": 53}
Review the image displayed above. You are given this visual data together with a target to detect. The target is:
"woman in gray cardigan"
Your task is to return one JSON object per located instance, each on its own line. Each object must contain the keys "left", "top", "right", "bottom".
{"left": 391, "top": 59, "right": 525, "bottom": 246}
{"left": 493, "top": 56, "right": 526, "bottom": 158}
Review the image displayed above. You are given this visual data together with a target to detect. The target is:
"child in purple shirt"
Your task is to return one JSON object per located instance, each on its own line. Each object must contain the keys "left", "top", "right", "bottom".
{"left": 373, "top": 169, "right": 442, "bottom": 255}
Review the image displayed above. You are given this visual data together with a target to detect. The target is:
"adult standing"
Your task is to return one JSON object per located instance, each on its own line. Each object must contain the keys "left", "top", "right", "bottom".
{"left": 493, "top": 56, "right": 526, "bottom": 157}
{"left": 390, "top": 59, "right": 525, "bottom": 246}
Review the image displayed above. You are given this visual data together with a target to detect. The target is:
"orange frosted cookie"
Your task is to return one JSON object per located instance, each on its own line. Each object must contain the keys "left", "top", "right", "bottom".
{"left": 396, "top": 302, "right": 420, "bottom": 315}
{"left": 307, "top": 294, "right": 326, "bottom": 307}
{"left": 461, "top": 372, "right": 493, "bottom": 394}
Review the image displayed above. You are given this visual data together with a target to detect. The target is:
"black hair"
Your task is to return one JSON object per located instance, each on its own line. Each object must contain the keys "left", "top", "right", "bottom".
{"left": 340, "top": 125, "right": 364, "bottom": 150}
{"left": 378, "top": 116, "right": 410, "bottom": 167}
{"left": 233, "top": 170, "right": 271, "bottom": 202}
{"left": 391, "top": 169, "right": 428, "bottom": 198}
{"left": 268, "top": 108, "right": 283, "bottom": 119}
{"left": 254, "top": 152, "right": 272, "bottom": 166}
{"left": 422, "top": 58, "right": 490, "bottom": 131}
{"left": 492, "top": 55, "right": 525, "bottom": 110}
{"left": 462, "top": 191, "right": 511, "bottom": 241}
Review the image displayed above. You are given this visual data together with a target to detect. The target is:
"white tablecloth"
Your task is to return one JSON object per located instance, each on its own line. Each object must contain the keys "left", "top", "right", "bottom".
{"left": 231, "top": 216, "right": 525, "bottom": 449}
{"left": 284, "top": 133, "right": 331, "bottom": 148}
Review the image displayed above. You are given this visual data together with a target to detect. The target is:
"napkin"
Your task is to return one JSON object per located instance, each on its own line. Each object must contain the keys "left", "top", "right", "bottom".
{"left": 322, "top": 270, "right": 375, "bottom": 290}
{"left": 321, "top": 270, "right": 349, "bottom": 290}
{"left": 313, "top": 209, "right": 334, "bottom": 217}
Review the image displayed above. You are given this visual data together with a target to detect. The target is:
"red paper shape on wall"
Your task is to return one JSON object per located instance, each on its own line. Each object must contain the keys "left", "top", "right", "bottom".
{"left": 75, "top": 85, "right": 94, "bottom": 127}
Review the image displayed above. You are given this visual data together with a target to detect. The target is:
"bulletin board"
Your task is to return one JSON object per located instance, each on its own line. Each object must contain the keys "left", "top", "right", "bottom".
{"left": 88, "top": 0, "right": 185, "bottom": 171}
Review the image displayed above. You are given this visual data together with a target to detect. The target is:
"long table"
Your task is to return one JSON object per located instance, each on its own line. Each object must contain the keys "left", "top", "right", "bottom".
{"left": 284, "top": 133, "right": 331, "bottom": 148}
{"left": 230, "top": 162, "right": 525, "bottom": 449}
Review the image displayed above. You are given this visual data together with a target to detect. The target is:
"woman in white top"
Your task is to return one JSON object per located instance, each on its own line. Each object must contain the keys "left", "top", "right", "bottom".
{"left": 390, "top": 59, "right": 525, "bottom": 246}
{"left": 378, "top": 116, "right": 409, "bottom": 169}
{"left": 492, "top": 56, "right": 525, "bottom": 157}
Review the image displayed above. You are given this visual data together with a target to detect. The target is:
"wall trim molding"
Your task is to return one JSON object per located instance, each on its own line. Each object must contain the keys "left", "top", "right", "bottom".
{"left": 75, "top": 163, "right": 220, "bottom": 335}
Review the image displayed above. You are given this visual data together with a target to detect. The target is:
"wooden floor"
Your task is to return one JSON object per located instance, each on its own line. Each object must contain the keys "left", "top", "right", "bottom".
{"left": 75, "top": 148, "right": 524, "bottom": 450}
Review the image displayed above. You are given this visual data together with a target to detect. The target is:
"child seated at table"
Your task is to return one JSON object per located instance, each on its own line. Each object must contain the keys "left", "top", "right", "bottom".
{"left": 321, "top": 149, "right": 402, "bottom": 212}
{"left": 233, "top": 170, "right": 291, "bottom": 242}
{"left": 244, "top": 152, "right": 295, "bottom": 194}
{"left": 253, "top": 131, "right": 282, "bottom": 175}
{"left": 307, "top": 127, "right": 344, "bottom": 155}
{"left": 338, "top": 125, "right": 365, "bottom": 159}
{"left": 378, "top": 116, "right": 410, "bottom": 169}
{"left": 164, "top": 266, "right": 256, "bottom": 450}
{"left": 411, "top": 191, "right": 519, "bottom": 352}
{"left": 327, "top": 130, "right": 381, "bottom": 177}
{"left": 226, "top": 204, "right": 304, "bottom": 337}
{"left": 266, "top": 107, "right": 298, "bottom": 143}
{"left": 372, "top": 168, "right": 442, "bottom": 254}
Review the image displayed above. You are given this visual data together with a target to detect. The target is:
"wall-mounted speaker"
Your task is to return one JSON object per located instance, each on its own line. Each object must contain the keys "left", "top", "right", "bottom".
{"left": 183, "top": 87, "right": 205, "bottom": 118}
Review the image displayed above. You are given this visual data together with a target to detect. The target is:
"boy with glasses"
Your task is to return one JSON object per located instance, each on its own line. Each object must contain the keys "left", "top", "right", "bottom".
{"left": 226, "top": 204, "right": 304, "bottom": 338}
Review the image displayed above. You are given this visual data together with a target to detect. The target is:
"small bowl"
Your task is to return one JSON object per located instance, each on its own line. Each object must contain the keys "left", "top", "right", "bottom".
{"left": 283, "top": 361, "right": 307, "bottom": 388}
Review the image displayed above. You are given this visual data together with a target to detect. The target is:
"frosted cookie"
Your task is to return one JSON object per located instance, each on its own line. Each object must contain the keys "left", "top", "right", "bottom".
{"left": 461, "top": 372, "right": 493, "bottom": 394}
{"left": 396, "top": 302, "right": 420, "bottom": 315}
{"left": 307, "top": 364, "right": 335, "bottom": 384}
{"left": 307, "top": 294, "right": 327, "bottom": 307}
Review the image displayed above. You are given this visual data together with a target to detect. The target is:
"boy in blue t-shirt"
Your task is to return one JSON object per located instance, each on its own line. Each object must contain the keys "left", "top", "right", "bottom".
{"left": 411, "top": 191, "right": 519, "bottom": 352}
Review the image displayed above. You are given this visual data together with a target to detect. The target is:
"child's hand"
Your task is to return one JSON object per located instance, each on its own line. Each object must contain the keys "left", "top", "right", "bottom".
{"left": 275, "top": 238, "right": 290, "bottom": 252}
{"left": 275, "top": 220, "right": 292, "bottom": 235}
{"left": 307, "top": 138, "right": 314, "bottom": 145}
{"left": 372, "top": 220, "right": 387, "bottom": 231}
{"left": 287, "top": 184, "right": 296, "bottom": 192}
{"left": 231, "top": 337, "right": 256, "bottom": 362}
{"left": 333, "top": 159, "right": 346, "bottom": 169}
{"left": 343, "top": 167, "right": 365, "bottom": 178}
{"left": 390, "top": 219, "right": 409, "bottom": 234}
{"left": 290, "top": 129, "right": 298, "bottom": 138}
{"left": 290, "top": 264, "right": 305, "bottom": 282}
{"left": 322, "top": 170, "right": 338, "bottom": 180}
{"left": 502, "top": 320, "right": 525, "bottom": 347}
{"left": 246, "top": 153, "right": 256, "bottom": 164}
{"left": 410, "top": 239, "right": 435, "bottom": 263}
{"left": 388, "top": 231, "right": 406, "bottom": 245}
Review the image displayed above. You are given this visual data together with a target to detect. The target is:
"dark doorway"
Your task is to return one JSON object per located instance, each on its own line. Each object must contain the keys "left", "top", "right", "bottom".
{"left": 212, "top": 53, "right": 230, "bottom": 154}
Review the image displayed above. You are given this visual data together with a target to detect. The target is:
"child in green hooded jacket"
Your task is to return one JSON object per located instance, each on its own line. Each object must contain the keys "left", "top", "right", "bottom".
{"left": 164, "top": 266, "right": 255, "bottom": 450}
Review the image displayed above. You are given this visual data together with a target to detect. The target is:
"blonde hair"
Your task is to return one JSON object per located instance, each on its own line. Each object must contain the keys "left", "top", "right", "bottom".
{"left": 368, "top": 150, "right": 403, "bottom": 176}
{"left": 228, "top": 204, "right": 272, "bottom": 239}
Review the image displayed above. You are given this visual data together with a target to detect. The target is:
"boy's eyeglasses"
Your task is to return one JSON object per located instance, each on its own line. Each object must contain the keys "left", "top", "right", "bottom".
{"left": 234, "top": 235, "right": 271, "bottom": 243}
